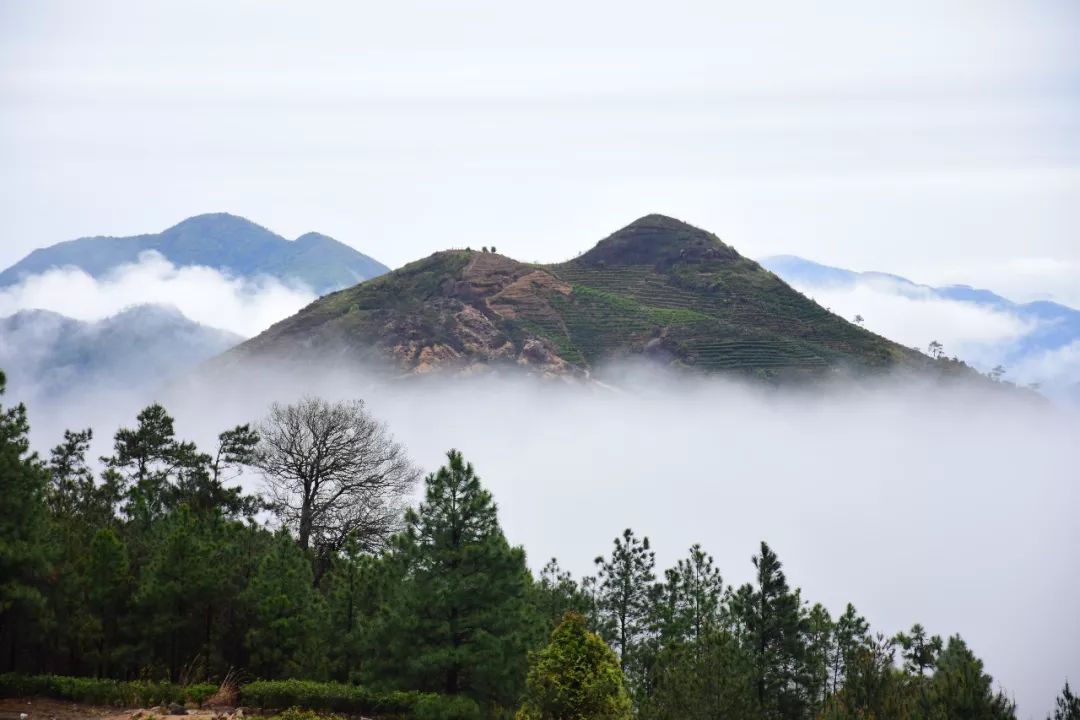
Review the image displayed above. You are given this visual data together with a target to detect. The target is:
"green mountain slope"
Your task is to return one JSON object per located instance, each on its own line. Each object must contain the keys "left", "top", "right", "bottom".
{"left": 0, "top": 213, "right": 390, "bottom": 295}
{"left": 226, "top": 215, "right": 952, "bottom": 379}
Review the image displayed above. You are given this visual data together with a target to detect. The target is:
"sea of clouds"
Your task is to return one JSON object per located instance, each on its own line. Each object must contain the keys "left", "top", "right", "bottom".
{"left": 791, "top": 275, "right": 1080, "bottom": 399}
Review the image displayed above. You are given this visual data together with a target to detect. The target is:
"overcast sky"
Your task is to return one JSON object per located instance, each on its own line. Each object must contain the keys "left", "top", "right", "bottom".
{"left": 1, "top": 0, "right": 1079, "bottom": 305}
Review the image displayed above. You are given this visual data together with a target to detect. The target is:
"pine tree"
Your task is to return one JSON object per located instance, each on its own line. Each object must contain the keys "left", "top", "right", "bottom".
{"left": 134, "top": 504, "right": 221, "bottom": 680}
{"left": 0, "top": 370, "right": 52, "bottom": 672}
{"left": 733, "top": 541, "right": 808, "bottom": 720}
{"left": 830, "top": 603, "right": 870, "bottom": 695}
{"left": 322, "top": 546, "right": 387, "bottom": 682}
{"left": 593, "top": 528, "right": 656, "bottom": 682}
{"left": 639, "top": 544, "right": 757, "bottom": 720}
{"left": 642, "top": 626, "right": 757, "bottom": 720}
{"left": 374, "top": 450, "right": 538, "bottom": 707}
{"left": 895, "top": 623, "right": 943, "bottom": 676}
{"left": 930, "top": 635, "right": 1016, "bottom": 720}
{"left": 244, "top": 530, "right": 325, "bottom": 679}
{"left": 1048, "top": 681, "right": 1080, "bottom": 720}
{"left": 636, "top": 544, "right": 728, "bottom": 715}
{"left": 106, "top": 404, "right": 189, "bottom": 522}
{"left": 213, "top": 519, "right": 273, "bottom": 674}
{"left": 670, "top": 544, "right": 723, "bottom": 644}
{"left": 820, "top": 634, "right": 914, "bottom": 720}
{"left": 83, "top": 527, "right": 130, "bottom": 676}
{"left": 534, "top": 558, "right": 592, "bottom": 634}
{"left": 517, "top": 612, "right": 632, "bottom": 720}
{"left": 181, "top": 424, "right": 262, "bottom": 519}
{"left": 48, "top": 429, "right": 99, "bottom": 518}
{"left": 44, "top": 427, "right": 127, "bottom": 675}
{"left": 803, "top": 603, "right": 833, "bottom": 710}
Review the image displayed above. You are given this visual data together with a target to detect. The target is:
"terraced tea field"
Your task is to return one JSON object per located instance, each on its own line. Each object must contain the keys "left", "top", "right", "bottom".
{"left": 546, "top": 261, "right": 882, "bottom": 373}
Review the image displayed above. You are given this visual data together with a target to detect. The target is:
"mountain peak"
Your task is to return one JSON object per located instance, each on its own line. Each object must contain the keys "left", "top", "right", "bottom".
{"left": 1, "top": 214, "right": 390, "bottom": 295}
{"left": 294, "top": 231, "right": 347, "bottom": 248}
{"left": 626, "top": 213, "right": 691, "bottom": 227}
{"left": 579, "top": 214, "right": 740, "bottom": 268}
{"left": 164, "top": 212, "right": 276, "bottom": 238}
{"left": 226, "top": 215, "right": 948, "bottom": 381}
{"left": 109, "top": 302, "right": 188, "bottom": 323}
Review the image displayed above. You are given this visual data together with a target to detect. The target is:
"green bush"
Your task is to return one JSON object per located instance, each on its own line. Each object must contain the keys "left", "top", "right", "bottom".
{"left": 516, "top": 613, "right": 632, "bottom": 720}
{"left": 0, "top": 674, "right": 217, "bottom": 707}
{"left": 411, "top": 694, "right": 482, "bottom": 720}
{"left": 275, "top": 708, "right": 345, "bottom": 720}
{"left": 239, "top": 679, "right": 420, "bottom": 715}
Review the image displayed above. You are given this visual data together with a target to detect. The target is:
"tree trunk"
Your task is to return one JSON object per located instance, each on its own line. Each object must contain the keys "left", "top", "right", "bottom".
{"left": 298, "top": 504, "right": 313, "bottom": 551}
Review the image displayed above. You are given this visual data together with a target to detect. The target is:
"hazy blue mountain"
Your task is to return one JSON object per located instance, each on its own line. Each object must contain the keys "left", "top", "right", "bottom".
{"left": 0, "top": 304, "right": 241, "bottom": 404}
{"left": 762, "top": 255, "right": 913, "bottom": 289}
{"left": 0, "top": 213, "right": 390, "bottom": 295}
{"left": 761, "top": 254, "right": 1080, "bottom": 384}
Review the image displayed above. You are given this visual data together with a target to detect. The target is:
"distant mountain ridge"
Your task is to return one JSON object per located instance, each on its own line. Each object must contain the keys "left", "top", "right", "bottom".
{"left": 223, "top": 214, "right": 980, "bottom": 383}
{"left": 0, "top": 213, "right": 390, "bottom": 295}
{"left": 0, "top": 304, "right": 241, "bottom": 404}
{"left": 760, "top": 255, "right": 1080, "bottom": 373}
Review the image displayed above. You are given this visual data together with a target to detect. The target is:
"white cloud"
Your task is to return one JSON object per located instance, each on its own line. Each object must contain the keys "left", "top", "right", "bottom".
{"left": 0, "top": 251, "right": 315, "bottom": 336}
{"left": 791, "top": 278, "right": 1033, "bottom": 366}
{"left": 1012, "top": 340, "right": 1080, "bottom": 387}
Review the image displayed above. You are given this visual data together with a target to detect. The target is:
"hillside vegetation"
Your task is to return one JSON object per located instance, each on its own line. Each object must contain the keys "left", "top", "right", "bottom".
{"left": 231, "top": 215, "right": 954, "bottom": 380}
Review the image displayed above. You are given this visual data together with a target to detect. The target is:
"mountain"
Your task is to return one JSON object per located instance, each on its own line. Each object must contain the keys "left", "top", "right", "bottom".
{"left": 0, "top": 305, "right": 241, "bottom": 404}
{"left": 225, "top": 215, "right": 961, "bottom": 381}
{"left": 761, "top": 255, "right": 1080, "bottom": 385}
{"left": 761, "top": 255, "right": 911, "bottom": 289}
{"left": 0, "top": 213, "right": 390, "bottom": 295}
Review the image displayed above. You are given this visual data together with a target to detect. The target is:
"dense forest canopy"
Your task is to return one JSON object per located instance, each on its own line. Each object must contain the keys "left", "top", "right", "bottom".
{"left": 0, "top": 368, "right": 1074, "bottom": 720}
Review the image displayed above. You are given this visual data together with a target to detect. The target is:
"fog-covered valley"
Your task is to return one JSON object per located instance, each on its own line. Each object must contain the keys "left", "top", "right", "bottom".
{"left": 14, "top": 361, "right": 1077, "bottom": 717}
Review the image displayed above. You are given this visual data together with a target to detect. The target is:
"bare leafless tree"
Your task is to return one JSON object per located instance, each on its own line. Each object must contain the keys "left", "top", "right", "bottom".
{"left": 255, "top": 396, "right": 419, "bottom": 579}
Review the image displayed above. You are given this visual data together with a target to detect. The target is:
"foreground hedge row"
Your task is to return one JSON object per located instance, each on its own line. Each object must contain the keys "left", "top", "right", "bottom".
{"left": 240, "top": 680, "right": 481, "bottom": 720}
{"left": 0, "top": 676, "right": 482, "bottom": 720}
{"left": 0, "top": 674, "right": 217, "bottom": 707}
{"left": 240, "top": 679, "right": 419, "bottom": 714}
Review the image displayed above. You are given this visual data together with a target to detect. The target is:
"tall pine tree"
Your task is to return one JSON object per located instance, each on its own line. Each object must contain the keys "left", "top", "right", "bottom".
{"left": 373, "top": 450, "right": 538, "bottom": 708}
{"left": 829, "top": 603, "right": 870, "bottom": 695}
{"left": 733, "top": 541, "right": 808, "bottom": 720}
{"left": 0, "top": 370, "right": 52, "bottom": 672}
{"left": 930, "top": 635, "right": 1016, "bottom": 720}
{"left": 1048, "top": 681, "right": 1080, "bottom": 720}
{"left": 243, "top": 530, "right": 325, "bottom": 679}
{"left": 593, "top": 528, "right": 656, "bottom": 686}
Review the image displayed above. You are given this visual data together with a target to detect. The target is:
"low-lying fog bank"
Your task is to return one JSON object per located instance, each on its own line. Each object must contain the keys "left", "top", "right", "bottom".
{"left": 17, "top": 363, "right": 1080, "bottom": 717}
